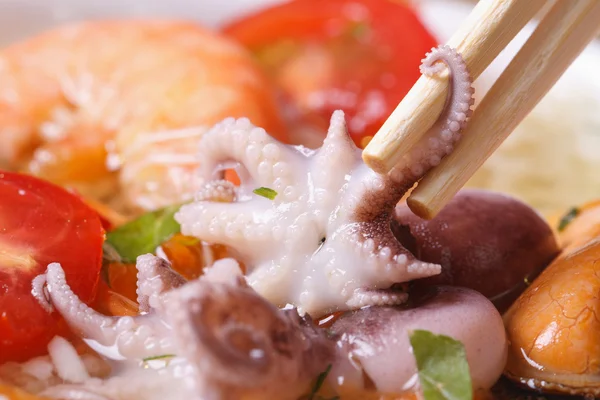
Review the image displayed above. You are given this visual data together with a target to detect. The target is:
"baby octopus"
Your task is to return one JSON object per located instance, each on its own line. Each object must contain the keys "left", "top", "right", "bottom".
{"left": 35, "top": 255, "right": 335, "bottom": 400}
{"left": 30, "top": 45, "right": 488, "bottom": 399}
{"left": 34, "top": 255, "right": 505, "bottom": 400}
{"left": 176, "top": 45, "right": 475, "bottom": 316}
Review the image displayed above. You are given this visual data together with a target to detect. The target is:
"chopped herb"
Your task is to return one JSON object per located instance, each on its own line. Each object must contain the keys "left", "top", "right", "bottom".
{"left": 558, "top": 206, "right": 580, "bottom": 231}
{"left": 253, "top": 187, "right": 278, "bottom": 200}
{"left": 298, "top": 364, "right": 339, "bottom": 400}
{"left": 106, "top": 204, "right": 182, "bottom": 263}
{"left": 312, "top": 364, "right": 331, "bottom": 395}
{"left": 142, "top": 354, "right": 175, "bottom": 362}
{"left": 409, "top": 330, "right": 472, "bottom": 400}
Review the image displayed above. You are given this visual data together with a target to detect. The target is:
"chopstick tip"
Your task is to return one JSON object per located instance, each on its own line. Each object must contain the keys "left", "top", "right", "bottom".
{"left": 361, "top": 148, "right": 390, "bottom": 175}
{"left": 406, "top": 195, "right": 437, "bottom": 220}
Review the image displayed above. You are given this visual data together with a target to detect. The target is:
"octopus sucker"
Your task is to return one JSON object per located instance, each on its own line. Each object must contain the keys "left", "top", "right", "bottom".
{"left": 393, "top": 45, "right": 474, "bottom": 181}
{"left": 194, "top": 179, "right": 238, "bottom": 203}
{"left": 197, "top": 117, "right": 302, "bottom": 192}
{"left": 177, "top": 44, "right": 475, "bottom": 316}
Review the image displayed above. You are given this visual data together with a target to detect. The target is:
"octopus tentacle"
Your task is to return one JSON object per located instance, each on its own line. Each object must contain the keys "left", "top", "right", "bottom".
{"left": 41, "top": 263, "right": 127, "bottom": 345}
{"left": 176, "top": 200, "right": 273, "bottom": 252}
{"left": 31, "top": 273, "right": 53, "bottom": 313}
{"left": 309, "top": 111, "right": 363, "bottom": 220}
{"left": 311, "top": 111, "right": 361, "bottom": 191}
{"left": 136, "top": 254, "right": 186, "bottom": 313}
{"left": 354, "top": 221, "right": 441, "bottom": 281}
{"left": 197, "top": 117, "right": 303, "bottom": 191}
{"left": 348, "top": 175, "right": 441, "bottom": 284}
{"left": 389, "top": 44, "right": 474, "bottom": 181}
{"left": 357, "top": 227, "right": 441, "bottom": 282}
{"left": 36, "top": 263, "right": 174, "bottom": 359}
{"left": 420, "top": 45, "right": 475, "bottom": 131}
{"left": 346, "top": 45, "right": 472, "bottom": 302}
{"left": 346, "top": 288, "right": 408, "bottom": 309}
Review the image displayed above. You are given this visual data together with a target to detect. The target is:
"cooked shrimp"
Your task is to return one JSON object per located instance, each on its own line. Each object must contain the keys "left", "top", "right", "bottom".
{"left": 0, "top": 20, "right": 285, "bottom": 213}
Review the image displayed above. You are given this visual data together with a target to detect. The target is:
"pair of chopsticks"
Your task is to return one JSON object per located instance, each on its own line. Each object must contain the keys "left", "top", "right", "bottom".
{"left": 362, "top": 0, "right": 600, "bottom": 220}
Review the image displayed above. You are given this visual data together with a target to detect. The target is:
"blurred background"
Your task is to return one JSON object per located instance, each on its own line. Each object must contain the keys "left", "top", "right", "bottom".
{"left": 0, "top": 0, "right": 598, "bottom": 216}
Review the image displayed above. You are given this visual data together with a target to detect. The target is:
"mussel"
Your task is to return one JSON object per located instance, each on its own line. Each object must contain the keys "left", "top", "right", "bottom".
{"left": 504, "top": 201, "right": 600, "bottom": 396}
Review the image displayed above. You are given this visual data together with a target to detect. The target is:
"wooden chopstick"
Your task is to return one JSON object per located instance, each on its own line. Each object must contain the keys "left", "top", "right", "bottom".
{"left": 407, "top": 0, "right": 600, "bottom": 220}
{"left": 361, "top": 0, "right": 547, "bottom": 175}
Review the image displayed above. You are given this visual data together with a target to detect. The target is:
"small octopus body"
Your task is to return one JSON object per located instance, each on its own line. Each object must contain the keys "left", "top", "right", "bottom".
{"left": 30, "top": 44, "right": 483, "bottom": 400}
{"left": 35, "top": 256, "right": 334, "bottom": 400}
{"left": 176, "top": 45, "right": 475, "bottom": 316}
{"left": 34, "top": 255, "right": 506, "bottom": 400}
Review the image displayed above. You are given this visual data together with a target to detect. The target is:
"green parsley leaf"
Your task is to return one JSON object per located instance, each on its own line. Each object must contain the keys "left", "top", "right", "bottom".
{"left": 409, "top": 330, "right": 472, "bottom": 400}
{"left": 142, "top": 354, "right": 175, "bottom": 362}
{"left": 557, "top": 206, "right": 580, "bottom": 232}
{"left": 253, "top": 187, "right": 278, "bottom": 200}
{"left": 298, "top": 364, "right": 339, "bottom": 400}
{"left": 106, "top": 204, "right": 182, "bottom": 263}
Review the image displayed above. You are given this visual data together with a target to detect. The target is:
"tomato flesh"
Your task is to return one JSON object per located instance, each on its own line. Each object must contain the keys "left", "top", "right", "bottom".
{"left": 223, "top": 0, "right": 438, "bottom": 147}
{"left": 0, "top": 171, "right": 104, "bottom": 362}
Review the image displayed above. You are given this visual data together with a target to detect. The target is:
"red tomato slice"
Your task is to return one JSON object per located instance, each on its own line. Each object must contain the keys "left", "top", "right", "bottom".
{"left": 223, "top": 0, "right": 438, "bottom": 147}
{"left": 0, "top": 171, "right": 104, "bottom": 362}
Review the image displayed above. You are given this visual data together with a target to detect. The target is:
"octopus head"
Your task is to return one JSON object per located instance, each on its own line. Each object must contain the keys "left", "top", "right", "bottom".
{"left": 162, "top": 272, "right": 333, "bottom": 395}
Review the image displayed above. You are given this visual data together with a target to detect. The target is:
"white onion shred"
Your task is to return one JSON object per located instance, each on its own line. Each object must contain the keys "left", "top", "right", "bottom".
{"left": 20, "top": 357, "right": 54, "bottom": 381}
{"left": 47, "top": 336, "right": 90, "bottom": 383}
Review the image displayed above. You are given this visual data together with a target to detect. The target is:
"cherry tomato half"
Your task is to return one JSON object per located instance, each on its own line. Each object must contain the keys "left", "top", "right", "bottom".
{"left": 0, "top": 171, "right": 104, "bottom": 362}
{"left": 223, "top": 0, "right": 438, "bottom": 147}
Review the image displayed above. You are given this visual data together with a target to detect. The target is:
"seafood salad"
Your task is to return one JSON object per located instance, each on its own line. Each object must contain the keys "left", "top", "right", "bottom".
{"left": 0, "top": 1, "right": 598, "bottom": 400}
